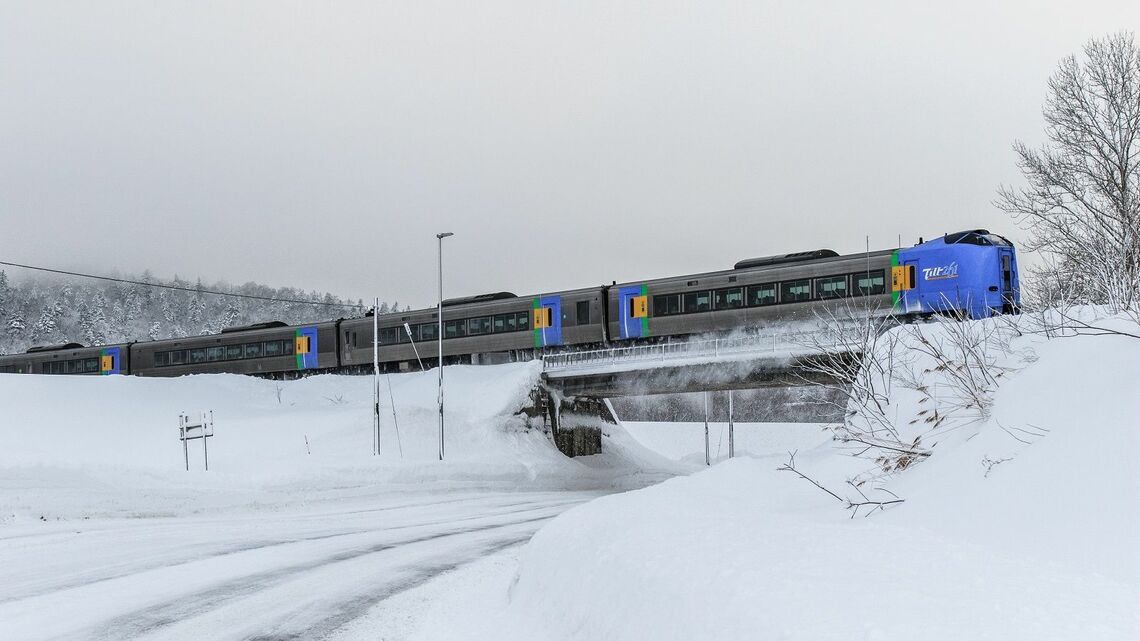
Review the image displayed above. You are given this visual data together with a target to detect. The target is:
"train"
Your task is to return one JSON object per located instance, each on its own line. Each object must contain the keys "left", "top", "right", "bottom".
{"left": 0, "top": 229, "right": 1020, "bottom": 378}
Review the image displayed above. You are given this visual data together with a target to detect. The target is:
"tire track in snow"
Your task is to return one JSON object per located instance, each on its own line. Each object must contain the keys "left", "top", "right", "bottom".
{"left": 45, "top": 503, "right": 572, "bottom": 641}
{"left": 0, "top": 496, "right": 584, "bottom": 606}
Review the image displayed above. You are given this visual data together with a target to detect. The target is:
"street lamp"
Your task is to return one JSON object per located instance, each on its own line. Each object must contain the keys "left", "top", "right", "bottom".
{"left": 436, "top": 232, "right": 454, "bottom": 461}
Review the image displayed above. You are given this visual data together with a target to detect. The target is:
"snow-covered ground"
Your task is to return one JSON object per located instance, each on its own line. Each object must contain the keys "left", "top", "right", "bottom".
{"left": 621, "top": 420, "right": 831, "bottom": 465}
{"left": 357, "top": 317, "right": 1140, "bottom": 641}
{"left": 4, "top": 315, "right": 1139, "bottom": 640}
{"left": 0, "top": 363, "right": 678, "bottom": 640}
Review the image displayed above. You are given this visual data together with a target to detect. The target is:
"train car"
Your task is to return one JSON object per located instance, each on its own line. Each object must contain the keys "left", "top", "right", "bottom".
{"left": 608, "top": 249, "right": 895, "bottom": 342}
{"left": 0, "top": 227, "right": 1021, "bottom": 377}
{"left": 0, "top": 342, "right": 128, "bottom": 375}
{"left": 893, "top": 229, "right": 1020, "bottom": 318}
{"left": 606, "top": 230, "right": 1021, "bottom": 341}
{"left": 129, "top": 321, "right": 338, "bottom": 377}
{"left": 337, "top": 287, "right": 607, "bottom": 371}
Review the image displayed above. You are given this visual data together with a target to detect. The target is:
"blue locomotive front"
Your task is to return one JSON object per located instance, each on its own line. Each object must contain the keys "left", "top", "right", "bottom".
{"left": 893, "top": 230, "right": 1020, "bottom": 319}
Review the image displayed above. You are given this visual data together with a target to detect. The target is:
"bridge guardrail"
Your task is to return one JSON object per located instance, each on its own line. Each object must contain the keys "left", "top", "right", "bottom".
{"left": 541, "top": 332, "right": 825, "bottom": 373}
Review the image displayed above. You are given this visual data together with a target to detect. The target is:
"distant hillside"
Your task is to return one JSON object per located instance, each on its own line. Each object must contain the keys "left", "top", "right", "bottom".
{"left": 0, "top": 270, "right": 395, "bottom": 355}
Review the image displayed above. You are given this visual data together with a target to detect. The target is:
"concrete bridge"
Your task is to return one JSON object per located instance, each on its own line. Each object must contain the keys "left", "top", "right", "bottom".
{"left": 530, "top": 334, "right": 859, "bottom": 456}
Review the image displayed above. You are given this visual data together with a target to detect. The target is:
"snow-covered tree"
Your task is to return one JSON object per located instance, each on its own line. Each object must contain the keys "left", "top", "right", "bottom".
{"left": 0, "top": 271, "right": 364, "bottom": 355}
{"left": 997, "top": 32, "right": 1140, "bottom": 311}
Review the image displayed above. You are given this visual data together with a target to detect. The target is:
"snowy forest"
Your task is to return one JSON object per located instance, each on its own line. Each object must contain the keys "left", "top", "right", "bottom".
{"left": 0, "top": 270, "right": 401, "bottom": 355}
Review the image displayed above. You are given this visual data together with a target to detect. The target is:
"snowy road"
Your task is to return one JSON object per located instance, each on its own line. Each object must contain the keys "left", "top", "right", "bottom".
{"left": 0, "top": 490, "right": 603, "bottom": 641}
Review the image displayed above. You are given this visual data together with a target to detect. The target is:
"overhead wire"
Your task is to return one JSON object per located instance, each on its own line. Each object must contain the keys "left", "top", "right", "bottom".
{"left": 0, "top": 259, "right": 365, "bottom": 310}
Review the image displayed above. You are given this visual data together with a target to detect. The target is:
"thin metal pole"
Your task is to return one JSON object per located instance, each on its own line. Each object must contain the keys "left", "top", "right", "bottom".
{"left": 202, "top": 411, "right": 210, "bottom": 471}
{"left": 373, "top": 297, "right": 380, "bottom": 456}
{"left": 181, "top": 415, "right": 189, "bottom": 471}
{"left": 436, "top": 232, "right": 453, "bottom": 461}
{"left": 703, "top": 392, "right": 710, "bottom": 466}
{"left": 727, "top": 390, "right": 735, "bottom": 459}
{"left": 385, "top": 372, "right": 404, "bottom": 458}
{"left": 404, "top": 323, "right": 425, "bottom": 370}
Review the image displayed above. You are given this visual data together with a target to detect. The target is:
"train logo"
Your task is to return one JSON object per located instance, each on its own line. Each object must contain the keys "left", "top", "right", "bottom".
{"left": 922, "top": 262, "right": 959, "bottom": 281}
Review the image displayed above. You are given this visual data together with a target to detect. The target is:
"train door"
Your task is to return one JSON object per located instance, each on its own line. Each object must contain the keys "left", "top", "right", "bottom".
{"left": 999, "top": 248, "right": 1018, "bottom": 313}
{"left": 295, "top": 327, "right": 319, "bottom": 370}
{"left": 532, "top": 296, "right": 562, "bottom": 348}
{"left": 891, "top": 261, "right": 919, "bottom": 313}
{"left": 100, "top": 347, "right": 123, "bottom": 375}
{"left": 618, "top": 285, "right": 649, "bottom": 340}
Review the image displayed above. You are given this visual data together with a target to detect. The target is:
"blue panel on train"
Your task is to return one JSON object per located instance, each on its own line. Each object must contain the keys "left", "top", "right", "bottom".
{"left": 534, "top": 295, "right": 562, "bottom": 347}
{"left": 543, "top": 295, "right": 564, "bottom": 347}
{"left": 101, "top": 346, "right": 122, "bottom": 375}
{"left": 618, "top": 285, "right": 648, "bottom": 339}
{"left": 896, "top": 232, "right": 1020, "bottom": 318}
{"left": 296, "top": 326, "right": 319, "bottom": 369}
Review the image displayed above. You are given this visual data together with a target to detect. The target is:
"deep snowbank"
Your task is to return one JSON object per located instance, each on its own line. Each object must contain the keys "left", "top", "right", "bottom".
{"left": 0, "top": 362, "right": 679, "bottom": 521}
{"left": 489, "top": 320, "right": 1140, "bottom": 640}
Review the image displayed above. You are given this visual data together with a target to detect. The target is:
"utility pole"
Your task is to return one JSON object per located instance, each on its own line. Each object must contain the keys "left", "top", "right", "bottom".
{"left": 436, "top": 232, "right": 454, "bottom": 461}
{"left": 373, "top": 297, "right": 380, "bottom": 456}
{"left": 703, "top": 391, "right": 710, "bottom": 466}
{"left": 727, "top": 390, "right": 735, "bottom": 459}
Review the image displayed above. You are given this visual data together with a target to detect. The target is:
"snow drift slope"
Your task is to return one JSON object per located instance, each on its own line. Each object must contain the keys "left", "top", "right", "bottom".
{"left": 482, "top": 323, "right": 1140, "bottom": 640}
{"left": 0, "top": 362, "right": 678, "bottom": 522}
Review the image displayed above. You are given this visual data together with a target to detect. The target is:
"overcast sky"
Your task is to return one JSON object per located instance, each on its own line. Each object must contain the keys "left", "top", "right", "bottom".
{"left": 3, "top": 2, "right": 1139, "bottom": 308}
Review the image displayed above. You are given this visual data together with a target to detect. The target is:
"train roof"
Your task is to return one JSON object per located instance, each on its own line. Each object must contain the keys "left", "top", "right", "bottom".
{"left": 441, "top": 292, "right": 517, "bottom": 307}
{"left": 733, "top": 250, "right": 839, "bottom": 270}
{"left": 220, "top": 321, "right": 290, "bottom": 333}
{"left": 26, "top": 342, "right": 85, "bottom": 353}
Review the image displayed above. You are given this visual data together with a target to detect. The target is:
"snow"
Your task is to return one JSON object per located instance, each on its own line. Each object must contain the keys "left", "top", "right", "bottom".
{"left": 0, "top": 362, "right": 679, "bottom": 640}
{"left": 621, "top": 420, "right": 832, "bottom": 465}
{"left": 0, "top": 362, "right": 676, "bottom": 523}
{"left": 368, "top": 316, "right": 1140, "bottom": 641}
{"left": 3, "top": 315, "right": 1138, "bottom": 640}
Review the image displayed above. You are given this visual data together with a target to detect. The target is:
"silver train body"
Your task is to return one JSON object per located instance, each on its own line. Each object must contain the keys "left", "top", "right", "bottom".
{"left": 0, "top": 231, "right": 1018, "bottom": 378}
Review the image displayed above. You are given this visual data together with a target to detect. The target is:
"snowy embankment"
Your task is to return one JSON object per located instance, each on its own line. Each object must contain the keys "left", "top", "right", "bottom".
{"left": 0, "top": 362, "right": 677, "bottom": 522}
{"left": 396, "top": 315, "right": 1140, "bottom": 641}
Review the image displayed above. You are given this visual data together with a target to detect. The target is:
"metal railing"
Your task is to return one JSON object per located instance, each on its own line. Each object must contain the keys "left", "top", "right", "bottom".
{"left": 541, "top": 331, "right": 824, "bottom": 372}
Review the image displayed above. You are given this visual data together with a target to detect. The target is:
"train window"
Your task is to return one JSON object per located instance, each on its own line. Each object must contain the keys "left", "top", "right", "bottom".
{"left": 225, "top": 344, "right": 243, "bottom": 360}
{"left": 714, "top": 287, "right": 744, "bottom": 310}
{"left": 748, "top": 283, "right": 777, "bottom": 306}
{"left": 206, "top": 346, "right": 224, "bottom": 361}
{"left": 265, "top": 341, "right": 282, "bottom": 357}
{"left": 86, "top": 358, "right": 100, "bottom": 373}
{"left": 380, "top": 327, "right": 399, "bottom": 344}
{"left": 190, "top": 348, "right": 207, "bottom": 364}
{"left": 852, "top": 270, "right": 886, "bottom": 295}
{"left": 154, "top": 351, "right": 169, "bottom": 367}
{"left": 683, "top": 291, "right": 711, "bottom": 313}
{"left": 283, "top": 339, "right": 294, "bottom": 355}
{"left": 49, "top": 361, "right": 65, "bottom": 374}
{"left": 814, "top": 275, "right": 848, "bottom": 299}
{"left": 468, "top": 316, "right": 492, "bottom": 335}
{"left": 444, "top": 320, "right": 466, "bottom": 339}
{"left": 170, "top": 350, "right": 188, "bottom": 365}
{"left": 493, "top": 314, "right": 511, "bottom": 333}
{"left": 576, "top": 301, "right": 591, "bottom": 325}
{"left": 242, "top": 343, "right": 261, "bottom": 359}
{"left": 516, "top": 311, "right": 531, "bottom": 331}
{"left": 419, "top": 323, "right": 438, "bottom": 341}
{"left": 781, "top": 279, "right": 811, "bottom": 303}
{"left": 65, "top": 360, "right": 80, "bottom": 374}
{"left": 653, "top": 294, "right": 682, "bottom": 316}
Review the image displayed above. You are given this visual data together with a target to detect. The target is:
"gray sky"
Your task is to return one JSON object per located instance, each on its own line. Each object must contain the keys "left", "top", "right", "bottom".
{"left": 3, "top": 2, "right": 1139, "bottom": 308}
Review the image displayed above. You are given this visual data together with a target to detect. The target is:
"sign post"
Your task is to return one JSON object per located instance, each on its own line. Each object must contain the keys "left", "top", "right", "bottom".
{"left": 179, "top": 411, "right": 215, "bottom": 471}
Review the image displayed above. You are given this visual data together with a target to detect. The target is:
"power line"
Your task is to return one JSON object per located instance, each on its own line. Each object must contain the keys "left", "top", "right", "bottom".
{"left": 0, "top": 259, "right": 365, "bottom": 310}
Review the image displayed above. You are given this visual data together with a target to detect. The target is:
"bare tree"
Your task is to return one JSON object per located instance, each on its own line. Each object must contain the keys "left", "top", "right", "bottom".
{"left": 794, "top": 301, "right": 930, "bottom": 473}
{"left": 996, "top": 33, "right": 1140, "bottom": 312}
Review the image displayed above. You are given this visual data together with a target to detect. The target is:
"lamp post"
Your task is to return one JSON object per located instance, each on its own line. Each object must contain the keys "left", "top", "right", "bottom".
{"left": 436, "top": 232, "right": 453, "bottom": 461}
